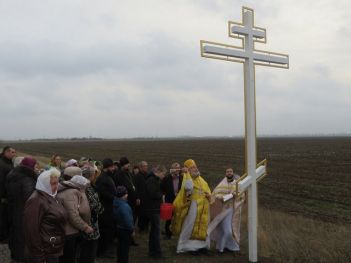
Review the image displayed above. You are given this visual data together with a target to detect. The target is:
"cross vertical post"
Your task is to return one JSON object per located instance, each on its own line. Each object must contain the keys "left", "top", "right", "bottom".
{"left": 200, "top": 6, "right": 289, "bottom": 262}
{"left": 243, "top": 10, "right": 258, "bottom": 262}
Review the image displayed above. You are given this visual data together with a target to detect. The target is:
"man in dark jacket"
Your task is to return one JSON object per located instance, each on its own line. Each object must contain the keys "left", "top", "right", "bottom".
{"left": 134, "top": 161, "right": 149, "bottom": 232}
{"left": 6, "top": 156, "right": 38, "bottom": 262}
{"left": 144, "top": 165, "right": 166, "bottom": 258}
{"left": 115, "top": 157, "right": 137, "bottom": 214}
{"left": 160, "top": 162, "right": 183, "bottom": 239}
{"left": 96, "top": 158, "right": 117, "bottom": 257}
{"left": 0, "top": 146, "right": 15, "bottom": 242}
{"left": 115, "top": 157, "right": 138, "bottom": 245}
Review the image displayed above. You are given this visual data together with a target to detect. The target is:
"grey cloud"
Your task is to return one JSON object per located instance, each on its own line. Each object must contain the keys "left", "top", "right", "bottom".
{"left": 0, "top": 41, "right": 141, "bottom": 76}
{"left": 0, "top": 1, "right": 350, "bottom": 139}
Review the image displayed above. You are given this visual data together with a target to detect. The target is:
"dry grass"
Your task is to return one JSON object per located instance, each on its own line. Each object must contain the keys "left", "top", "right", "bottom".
{"left": 256, "top": 208, "right": 351, "bottom": 263}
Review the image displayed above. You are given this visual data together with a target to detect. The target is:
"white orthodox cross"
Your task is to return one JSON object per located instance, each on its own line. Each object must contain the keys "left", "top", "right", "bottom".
{"left": 200, "top": 6, "right": 289, "bottom": 263}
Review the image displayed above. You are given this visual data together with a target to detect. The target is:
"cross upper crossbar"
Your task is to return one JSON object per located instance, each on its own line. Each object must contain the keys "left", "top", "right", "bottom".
{"left": 200, "top": 6, "right": 289, "bottom": 69}
{"left": 232, "top": 25, "right": 266, "bottom": 39}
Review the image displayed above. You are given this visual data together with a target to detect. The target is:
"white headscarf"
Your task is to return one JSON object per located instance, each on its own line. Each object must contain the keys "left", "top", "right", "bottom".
{"left": 36, "top": 169, "right": 61, "bottom": 197}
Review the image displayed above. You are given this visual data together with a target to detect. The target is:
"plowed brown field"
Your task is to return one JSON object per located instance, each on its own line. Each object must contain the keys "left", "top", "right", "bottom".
{"left": 8, "top": 136, "right": 351, "bottom": 223}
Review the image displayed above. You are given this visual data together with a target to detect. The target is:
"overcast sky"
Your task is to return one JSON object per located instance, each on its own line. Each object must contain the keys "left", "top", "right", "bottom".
{"left": 0, "top": 0, "right": 350, "bottom": 139}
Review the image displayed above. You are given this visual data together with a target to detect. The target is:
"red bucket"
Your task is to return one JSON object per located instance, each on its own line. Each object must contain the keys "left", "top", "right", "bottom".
{"left": 160, "top": 203, "right": 174, "bottom": 220}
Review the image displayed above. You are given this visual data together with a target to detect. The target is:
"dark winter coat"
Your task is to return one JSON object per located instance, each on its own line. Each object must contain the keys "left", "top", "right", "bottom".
{"left": 144, "top": 172, "right": 163, "bottom": 214}
{"left": 113, "top": 198, "right": 134, "bottom": 232}
{"left": 96, "top": 170, "right": 117, "bottom": 229}
{"left": 0, "top": 155, "right": 13, "bottom": 199}
{"left": 6, "top": 165, "right": 38, "bottom": 261}
{"left": 115, "top": 169, "right": 137, "bottom": 208}
{"left": 0, "top": 155, "right": 13, "bottom": 241}
{"left": 135, "top": 171, "right": 148, "bottom": 206}
{"left": 24, "top": 190, "right": 67, "bottom": 263}
{"left": 161, "top": 173, "right": 183, "bottom": 203}
{"left": 96, "top": 170, "right": 117, "bottom": 213}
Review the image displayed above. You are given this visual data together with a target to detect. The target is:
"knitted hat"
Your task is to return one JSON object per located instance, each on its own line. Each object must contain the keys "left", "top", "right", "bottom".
{"left": 116, "top": 185, "right": 128, "bottom": 198}
{"left": 21, "top": 157, "right": 37, "bottom": 170}
{"left": 119, "top": 157, "right": 130, "bottom": 167}
{"left": 102, "top": 158, "right": 114, "bottom": 169}
{"left": 63, "top": 167, "right": 82, "bottom": 177}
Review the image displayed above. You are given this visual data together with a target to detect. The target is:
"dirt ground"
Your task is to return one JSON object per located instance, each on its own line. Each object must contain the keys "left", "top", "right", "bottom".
{"left": 94, "top": 217, "right": 274, "bottom": 263}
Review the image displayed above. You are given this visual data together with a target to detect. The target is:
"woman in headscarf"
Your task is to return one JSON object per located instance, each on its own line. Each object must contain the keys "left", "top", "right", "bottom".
{"left": 6, "top": 156, "right": 39, "bottom": 262}
{"left": 24, "top": 169, "right": 66, "bottom": 263}
{"left": 56, "top": 167, "right": 93, "bottom": 263}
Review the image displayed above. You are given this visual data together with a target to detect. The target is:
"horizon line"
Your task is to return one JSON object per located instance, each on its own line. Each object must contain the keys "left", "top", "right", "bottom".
{"left": 1, "top": 133, "right": 351, "bottom": 142}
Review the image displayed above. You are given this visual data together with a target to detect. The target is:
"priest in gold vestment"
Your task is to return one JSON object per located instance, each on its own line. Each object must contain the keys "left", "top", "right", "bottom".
{"left": 208, "top": 167, "right": 244, "bottom": 253}
{"left": 171, "top": 159, "right": 211, "bottom": 253}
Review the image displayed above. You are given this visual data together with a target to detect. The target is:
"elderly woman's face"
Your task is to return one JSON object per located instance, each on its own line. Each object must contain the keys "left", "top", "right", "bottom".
{"left": 50, "top": 177, "right": 59, "bottom": 194}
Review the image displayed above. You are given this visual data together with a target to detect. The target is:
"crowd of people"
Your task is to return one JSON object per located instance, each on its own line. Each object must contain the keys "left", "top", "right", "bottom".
{"left": 0, "top": 145, "right": 244, "bottom": 263}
